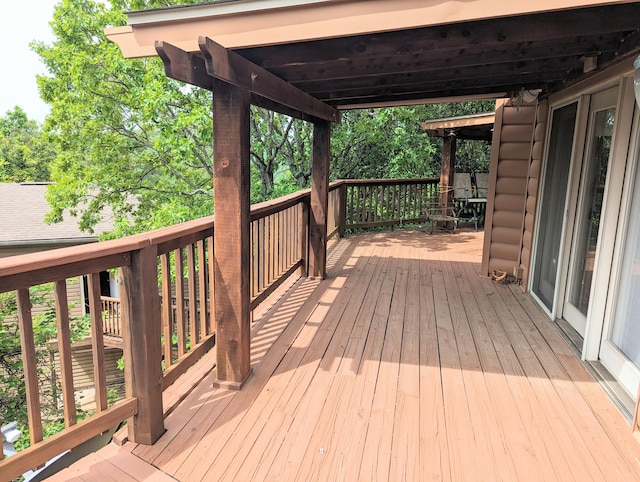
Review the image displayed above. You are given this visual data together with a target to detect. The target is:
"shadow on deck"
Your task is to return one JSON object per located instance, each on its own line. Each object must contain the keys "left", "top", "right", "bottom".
{"left": 49, "top": 229, "right": 640, "bottom": 481}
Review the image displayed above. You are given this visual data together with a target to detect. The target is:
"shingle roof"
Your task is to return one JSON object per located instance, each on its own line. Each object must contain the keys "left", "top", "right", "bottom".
{"left": 0, "top": 183, "right": 115, "bottom": 244}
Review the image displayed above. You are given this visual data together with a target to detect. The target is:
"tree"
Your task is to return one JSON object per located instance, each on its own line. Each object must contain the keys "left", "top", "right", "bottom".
{"left": 35, "top": 0, "right": 213, "bottom": 238}
{"left": 0, "top": 107, "right": 54, "bottom": 182}
{"left": 330, "top": 102, "right": 494, "bottom": 181}
{"left": 250, "top": 109, "right": 314, "bottom": 202}
{"left": 250, "top": 107, "right": 295, "bottom": 201}
{"left": 35, "top": 0, "right": 495, "bottom": 237}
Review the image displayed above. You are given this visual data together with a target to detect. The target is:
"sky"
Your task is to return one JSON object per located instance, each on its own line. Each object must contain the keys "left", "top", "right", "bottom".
{"left": 0, "top": 1, "right": 58, "bottom": 123}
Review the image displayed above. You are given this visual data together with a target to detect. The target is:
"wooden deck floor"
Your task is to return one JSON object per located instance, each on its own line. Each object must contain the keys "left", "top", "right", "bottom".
{"left": 50, "top": 229, "right": 640, "bottom": 481}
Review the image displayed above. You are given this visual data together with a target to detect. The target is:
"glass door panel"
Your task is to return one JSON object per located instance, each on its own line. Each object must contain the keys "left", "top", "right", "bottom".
{"left": 569, "top": 107, "right": 615, "bottom": 313}
{"left": 600, "top": 129, "right": 640, "bottom": 397}
{"left": 563, "top": 87, "right": 617, "bottom": 335}
{"left": 532, "top": 102, "right": 577, "bottom": 311}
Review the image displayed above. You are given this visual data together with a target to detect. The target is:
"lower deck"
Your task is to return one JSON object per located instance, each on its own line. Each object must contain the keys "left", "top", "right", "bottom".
{"left": 50, "top": 229, "right": 640, "bottom": 481}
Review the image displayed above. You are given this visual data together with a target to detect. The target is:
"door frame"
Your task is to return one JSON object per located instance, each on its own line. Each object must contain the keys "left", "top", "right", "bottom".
{"left": 561, "top": 85, "right": 620, "bottom": 337}
{"left": 529, "top": 98, "right": 583, "bottom": 320}
{"left": 581, "top": 76, "right": 636, "bottom": 360}
{"left": 531, "top": 72, "right": 635, "bottom": 359}
{"left": 598, "top": 85, "right": 640, "bottom": 396}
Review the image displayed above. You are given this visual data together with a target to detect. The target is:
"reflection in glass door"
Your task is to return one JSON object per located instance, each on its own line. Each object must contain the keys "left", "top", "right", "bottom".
{"left": 563, "top": 88, "right": 617, "bottom": 336}
{"left": 532, "top": 103, "right": 577, "bottom": 311}
{"left": 600, "top": 130, "right": 640, "bottom": 397}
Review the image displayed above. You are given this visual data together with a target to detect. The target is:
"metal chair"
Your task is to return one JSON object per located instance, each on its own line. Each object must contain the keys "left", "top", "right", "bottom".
{"left": 425, "top": 189, "right": 458, "bottom": 234}
{"left": 453, "top": 173, "right": 481, "bottom": 230}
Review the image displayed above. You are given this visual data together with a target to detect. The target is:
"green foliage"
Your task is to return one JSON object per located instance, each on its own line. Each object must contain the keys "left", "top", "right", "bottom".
{"left": 0, "top": 284, "right": 90, "bottom": 444}
{"left": 35, "top": 0, "right": 213, "bottom": 237}
{"left": 0, "top": 107, "right": 54, "bottom": 182}
{"left": 331, "top": 102, "right": 494, "bottom": 180}
{"left": 32, "top": 0, "right": 494, "bottom": 237}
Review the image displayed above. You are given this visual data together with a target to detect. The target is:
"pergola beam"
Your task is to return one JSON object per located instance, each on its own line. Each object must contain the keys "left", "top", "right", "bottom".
{"left": 156, "top": 40, "right": 338, "bottom": 123}
{"left": 156, "top": 41, "right": 212, "bottom": 90}
{"left": 198, "top": 36, "right": 340, "bottom": 124}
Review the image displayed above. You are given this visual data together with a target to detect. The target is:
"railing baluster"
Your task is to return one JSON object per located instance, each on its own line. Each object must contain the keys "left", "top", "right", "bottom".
{"left": 291, "top": 206, "right": 296, "bottom": 266}
{"left": 251, "top": 220, "right": 258, "bottom": 300}
{"left": 300, "top": 201, "right": 309, "bottom": 276}
{"left": 54, "top": 280, "right": 77, "bottom": 427}
{"left": 197, "top": 240, "right": 207, "bottom": 342}
{"left": 285, "top": 208, "right": 291, "bottom": 269}
{"left": 208, "top": 237, "right": 215, "bottom": 337}
{"left": 187, "top": 244, "right": 198, "bottom": 346}
{"left": 263, "top": 217, "right": 269, "bottom": 291}
{"left": 356, "top": 186, "right": 365, "bottom": 223}
{"left": 161, "top": 253, "right": 173, "bottom": 368}
{"left": 88, "top": 273, "right": 108, "bottom": 412}
{"left": 270, "top": 213, "right": 276, "bottom": 285}
{"left": 285, "top": 208, "right": 289, "bottom": 270}
{"left": 277, "top": 211, "right": 283, "bottom": 277}
{"left": 278, "top": 211, "right": 283, "bottom": 274}
{"left": 174, "top": 248, "right": 186, "bottom": 357}
{"left": 385, "top": 184, "right": 390, "bottom": 222}
{"left": 17, "top": 288, "right": 43, "bottom": 447}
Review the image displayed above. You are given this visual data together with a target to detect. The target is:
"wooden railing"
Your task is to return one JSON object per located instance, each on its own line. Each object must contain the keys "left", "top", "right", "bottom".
{"left": 0, "top": 177, "right": 439, "bottom": 479}
{"left": 0, "top": 214, "right": 222, "bottom": 478}
{"left": 101, "top": 296, "right": 121, "bottom": 337}
{"left": 250, "top": 190, "right": 309, "bottom": 308}
{"left": 328, "top": 178, "right": 440, "bottom": 233}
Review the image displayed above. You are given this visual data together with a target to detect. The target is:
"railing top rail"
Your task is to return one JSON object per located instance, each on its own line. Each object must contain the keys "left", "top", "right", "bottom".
{"left": 337, "top": 177, "right": 439, "bottom": 186}
{"left": 100, "top": 296, "right": 121, "bottom": 302}
{"left": 0, "top": 177, "right": 439, "bottom": 290}
{"left": 0, "top": 215, "right": 216, "bottom": 282}
{"left": 250, "top": 189, "right": 311, "bottom": 220}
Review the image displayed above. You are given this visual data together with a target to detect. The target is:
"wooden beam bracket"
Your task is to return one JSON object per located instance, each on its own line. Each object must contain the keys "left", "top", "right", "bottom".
{"left": 155, "top": 39, "right": 341, "bottom": 124}
{"left": 198, "top": 36, "right": 340, "bottom": 123}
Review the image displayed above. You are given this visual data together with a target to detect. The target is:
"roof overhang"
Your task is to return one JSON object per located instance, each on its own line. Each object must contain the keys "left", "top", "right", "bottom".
{"left": 0, "top": 238, "right": 98, "bottom": 248}
{"left": 105, "top": 0, "right": 640, "bottom": 108}
{"left": 420, "top": 112, "right": 495, "bottom": 141}
{"left": 107, "top": 0, "right": 637, "bottom": 57}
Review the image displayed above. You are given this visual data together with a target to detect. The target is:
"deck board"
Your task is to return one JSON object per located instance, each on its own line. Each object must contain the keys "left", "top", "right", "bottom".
{"left": 48, "top": 229, "right": 640, "bottom": 482}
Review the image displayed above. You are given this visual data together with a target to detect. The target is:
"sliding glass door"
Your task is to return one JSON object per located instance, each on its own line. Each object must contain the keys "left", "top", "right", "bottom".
{"left": 562, "top": 87, "right": 618, "bottom": 336}
{"left": 599, "top": 126, "right": 640, "bottom": 397}
{"left": 532, "top": 102, "right": 578, "bottom": 311}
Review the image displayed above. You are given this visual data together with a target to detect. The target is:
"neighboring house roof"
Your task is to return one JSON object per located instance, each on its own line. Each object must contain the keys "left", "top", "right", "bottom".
{"left": 0, "top": 183, "right": 114, "bottom": 247}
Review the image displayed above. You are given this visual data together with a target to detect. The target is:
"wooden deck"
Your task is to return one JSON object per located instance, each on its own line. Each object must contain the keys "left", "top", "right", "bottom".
{"left": 49, "top": 229, "right": 640, "bottom": 481}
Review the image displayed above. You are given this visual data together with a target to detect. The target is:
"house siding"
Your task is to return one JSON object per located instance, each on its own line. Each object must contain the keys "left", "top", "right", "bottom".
{"left": 521, "top": 100, "right": 549, "bottom": 287}
{"left": 482, "top": 99, "right": 537, "bottom": 276}
{"left": 52, "top": 345, "right": 124, "bottom": 411}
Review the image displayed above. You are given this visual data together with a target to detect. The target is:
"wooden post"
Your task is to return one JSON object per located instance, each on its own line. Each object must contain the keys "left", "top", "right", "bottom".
{"left": 440, "top": 134, "right": 457, "bottom": 208}
{"left": 212, "top": 80, "right": 252, "bottom": 388}
{"left": 309, "top": 120, "right": 330, "bottom": 278}
{"left": 120, "top": 245, "right": 164, "bottom": 444}
{"left": 338, "top": 182, "right": 347, "bottom": 238}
